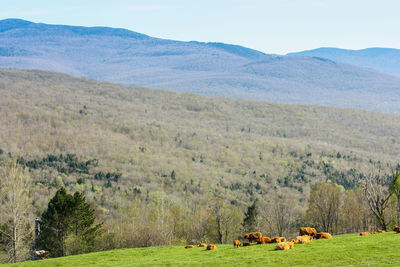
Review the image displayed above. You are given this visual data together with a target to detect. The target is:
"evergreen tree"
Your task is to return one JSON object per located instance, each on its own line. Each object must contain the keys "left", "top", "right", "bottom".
{"left": 38, "top": 188, "right": 101, "bottom": 257}
{"left": 243, "top": 201, "right": 258, "bottom": 232}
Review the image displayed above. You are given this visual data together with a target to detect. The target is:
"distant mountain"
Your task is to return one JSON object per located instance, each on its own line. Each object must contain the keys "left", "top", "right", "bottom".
{"left": 289, "top": 47, "right": 400, "bottom": 77}
{"left": 1, "top": 19, "right": 400, "bottom": 113}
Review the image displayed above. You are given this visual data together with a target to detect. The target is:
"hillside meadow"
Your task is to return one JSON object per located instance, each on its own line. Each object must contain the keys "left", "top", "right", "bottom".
{"left": 3, "top": 232, "right": 400, "bottom": 266}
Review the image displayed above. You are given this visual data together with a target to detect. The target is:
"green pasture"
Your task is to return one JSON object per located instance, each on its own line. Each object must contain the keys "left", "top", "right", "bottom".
{"left": 4, "top": 232, "right": 400, "bottom": 266}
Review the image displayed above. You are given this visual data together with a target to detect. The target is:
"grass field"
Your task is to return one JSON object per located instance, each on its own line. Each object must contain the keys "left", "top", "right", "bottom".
{"left": 4, "top": 232, "right": 400, "bottom": 266}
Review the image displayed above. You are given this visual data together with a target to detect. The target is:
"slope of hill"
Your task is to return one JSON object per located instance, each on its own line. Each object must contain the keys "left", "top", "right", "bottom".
{"left": 5, "top": 233, "right": 400, "bottom": 266}
{"left": 1, "top": 68, "right": 400, "bottom": 216}
{"left": 289, "top": 47, "right": 400, "bottom": 77}
{"left": 1, "top": 19, "right": 400, "bottom": 113}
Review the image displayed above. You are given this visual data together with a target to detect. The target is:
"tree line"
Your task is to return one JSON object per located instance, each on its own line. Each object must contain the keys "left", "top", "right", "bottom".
{"left": 1, "top": 160, "right": 400, "bottom": 263}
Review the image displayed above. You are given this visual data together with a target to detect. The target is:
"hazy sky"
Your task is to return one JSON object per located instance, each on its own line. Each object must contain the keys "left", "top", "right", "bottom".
{"left": 1, "top": 0, "right": 399, "bottom": 54}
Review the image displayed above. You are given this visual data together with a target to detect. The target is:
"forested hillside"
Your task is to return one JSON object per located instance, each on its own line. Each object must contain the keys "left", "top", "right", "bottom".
{"left": 0, "top": 69, "right": 400, "bottom": 256}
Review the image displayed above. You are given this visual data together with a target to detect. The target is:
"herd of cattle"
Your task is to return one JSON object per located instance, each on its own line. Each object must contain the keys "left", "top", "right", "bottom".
{"left": 185, "top": 226, "right": 400, "bottom": 251}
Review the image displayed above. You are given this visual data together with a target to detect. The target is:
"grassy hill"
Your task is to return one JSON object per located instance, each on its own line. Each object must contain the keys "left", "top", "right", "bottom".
{"left": 1, "top": 68, "right": 400, "bottom": 251}
{"left": 4, "top": 232, "right": 400, "bottom": 266}
{"left": 1, "top": 19, "right": 400, "bottom": 113}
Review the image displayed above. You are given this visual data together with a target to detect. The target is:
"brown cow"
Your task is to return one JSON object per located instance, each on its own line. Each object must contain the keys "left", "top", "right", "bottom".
{"left": 185, "top": 245, "right": 195, "bottom": 248}
{"left": 255, "top": 238, "right": 265, "bottom": 244}
{"left": 243, "top": 242, "right": 251, "bottom": 246}
{"left": 263, "top": 237, "right": 272, "bottom": 243}
{"left": 360, "top": 232, "right": 372, "bottom": 236}
{"left": 245, "top": 232, "right": 263, "bottom": 242}
{"left": 315, "top": 232, "right": 332, "bottom": 239}
{"left": 271, "top": 237, "right": 281, "bottom": 243}
{"left": 275, "top": 241, "right": 294, "bottom": 250}
{"left": 295, "top": 235, "right": 312, "bottom": 244}
{"left": 394, "top": 226, "right": 400, "bottom": 233}
{"left": 299, "top": 227, "right": 317, "bottom": 237}
{"left": 233, "top": 240, "right": 241, "bottom": 248}
{"left": 256, "top": 236, "right": 271, "bottom": 244}
{"left": 377, "top": 230, "right": 386, "bottom": 233}
{"left": 244, "top": 233, "right": 254, "bottom": 242}
{"left": 253, "top": 232, "right": 262, "bottom": 239}
{"left": 206, "top": 244, "right": 217, "bottom": 250}
{"left": 198, "top": 243, "right": 207, "bottom": 247}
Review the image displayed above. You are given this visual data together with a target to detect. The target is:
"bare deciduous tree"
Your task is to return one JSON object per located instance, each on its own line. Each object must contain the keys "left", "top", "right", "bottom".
{"left": 340, "top": 188, "right": 374, "bottom": 233}
{"left": 306, "top": 183, "right": 341, "bottom": 233}
{"left": 0, "top": 161, "right": 33, "bottom": 263}
{"left": 208, "top": 199, "right": 243, "bottom": 244}
{"left": 362, "top": 171, "right": 392, "bottom": 231}
{"left": 263, "top": 192, "right": 300, "bottom": 237}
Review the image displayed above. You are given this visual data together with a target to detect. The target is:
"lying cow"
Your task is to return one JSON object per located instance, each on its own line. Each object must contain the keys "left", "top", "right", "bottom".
{"left": 206, "top": 244, "right": 217, "bottom": 250}
{"left": 315, "top": 232, "right": 332, "bottom": 239}
{"left": 275, "top": 241, "right": 294, "bottom": 250}
{"left": 360, "top": 232, "right": 371, "bottom": 236}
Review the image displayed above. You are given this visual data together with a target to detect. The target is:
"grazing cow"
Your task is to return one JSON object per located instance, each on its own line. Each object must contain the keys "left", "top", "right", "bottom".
{"left": 275, "top": 241, "right": 294, "bottom": 250}
{"left": 360, "top": 232, "right": 371, "bottom": 236}
{"left": 315, "top": 232, "right": 332, "bottom": 239}
{"left": 377, "top": 230, "right": 385, "bottom": 233}
{"left": 206, "top": 244, "right": 217, "bottom": 250}
{"left": 233, "top": 240, "right": 241, "bottom": 248}
{"left": 394, "top": 226, "right": 400, "bottom": 233}
{"left": 243, "top": 242, "right": 251, "bottom": 246}
{"left": 198, "top": 243, "right": 207, "bottom": 247}
{"left": 299, "top": 227, "right": 317, "bottom": 237}
{"left": 244, "top": 233, "right": 254, "bottom": 242}
{"left": 185, "top": 245, "right": 195, "bottom": 248}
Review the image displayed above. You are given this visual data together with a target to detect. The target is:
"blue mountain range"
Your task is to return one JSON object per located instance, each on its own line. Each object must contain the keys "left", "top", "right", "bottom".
{"left": 289, "top": 47, "right": 400, "bottom": 77}
{"left": 1, "top": 19, "right": 400, "bottom": 113}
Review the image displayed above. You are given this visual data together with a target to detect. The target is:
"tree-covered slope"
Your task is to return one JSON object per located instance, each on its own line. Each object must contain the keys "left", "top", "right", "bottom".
{"left": 1, "top": 68, "right": 399, "bottom": 204}
{"left": 1, "top": 19, "right": 400, "bottom": 113}
{"left": 1, "top": 69, "right": 400, "bottom": 253}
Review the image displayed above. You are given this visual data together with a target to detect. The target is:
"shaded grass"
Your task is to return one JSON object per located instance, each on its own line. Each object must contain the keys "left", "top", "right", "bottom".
{"left": 3, "top": 232, "right": 400, "bottom": 266}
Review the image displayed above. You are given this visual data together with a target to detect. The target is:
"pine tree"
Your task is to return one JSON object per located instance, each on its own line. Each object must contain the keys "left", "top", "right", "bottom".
{"left": 243, "top": 201, "right": 258, "bottom": 232}
{"left": 38, "top": 188, "right": 101, "bottom": 257}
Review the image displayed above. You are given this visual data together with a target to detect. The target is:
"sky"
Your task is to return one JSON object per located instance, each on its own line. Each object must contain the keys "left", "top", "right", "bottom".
{"left": 1, "top": 0, "right": 399, "bottom": 55}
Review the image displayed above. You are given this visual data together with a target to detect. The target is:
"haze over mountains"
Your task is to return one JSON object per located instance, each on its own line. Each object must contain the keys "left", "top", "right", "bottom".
{"left": 1, "top": 19, "right": 400, "bottom": 113}
{"left": 289, "top": 47, "right": 400, "bottom": 77}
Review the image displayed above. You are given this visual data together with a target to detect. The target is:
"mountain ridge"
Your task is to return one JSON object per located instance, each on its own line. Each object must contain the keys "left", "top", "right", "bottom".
{"left": 1, "top": 19, "right": 400, "bottom": 113}
{"left": 289, "top": 47, "right": 400, "bottom": 77}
